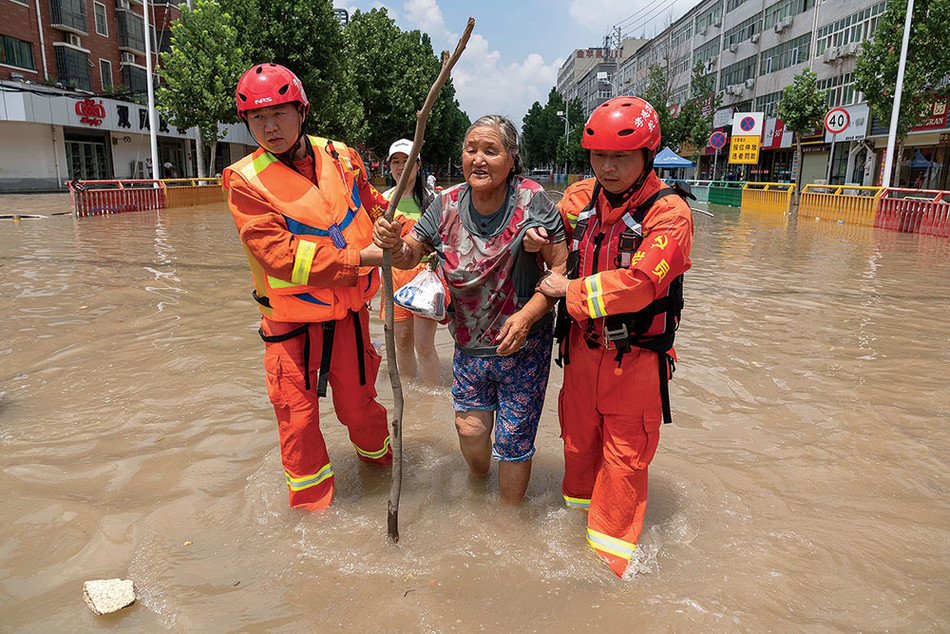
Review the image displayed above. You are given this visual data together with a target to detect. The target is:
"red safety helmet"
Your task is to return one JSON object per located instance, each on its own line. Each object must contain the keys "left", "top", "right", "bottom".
{"left": 581, "top": 96, "right": 661, "bottom": 152}
{"left": 235, "top": 63, "right": 309, "bottom": 120}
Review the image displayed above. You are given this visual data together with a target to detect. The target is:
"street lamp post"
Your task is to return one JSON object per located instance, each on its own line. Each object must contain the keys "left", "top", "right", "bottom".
{"left": 557, "top": 103, "right": 569, "bottom": 178}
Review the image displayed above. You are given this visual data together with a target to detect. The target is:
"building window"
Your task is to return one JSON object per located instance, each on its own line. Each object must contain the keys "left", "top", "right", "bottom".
{"left": 100, "top": 58, "right": 112, "bottom": 91}
{"left": 693, "top": 38, "right": 721, "bottom": 65}
{"left": 724, "top": 15, "right": 761, "bottom": 48}
{"left": 8, "top": 0, "right": 29, "bottom": 6}
{"left": 671, "top": 23, "right": 693, "bottom": 49}
{"left": 759, "top": 33, "right": 811, "bottom": 75}
{"left": 755, "top": 91, "right": 783, "bottom": 116}
{"left": 122, "top": 64, "right": 147, "bottom": 95}
{"left": 815, "top": 2, "right": 886, "bottom": 56}
{"left": 818, "top": 73, "right": 860, "bottom": 108}
{"left": 49, "top": 0, "right": 88, "bottom": 33}
{"left": 721, "top": 55, "right": 757, "bottom": 87}
{"left": 763, "top": 0, "right": 816, "bottom": 30}
{"left": 54, "top": 45, "right": 91, "bottom": 90}
{"left": 116, "top": 9, "right": 145, "bottom": 53}
{"left": 93, "top": 2, "right": 108, "bottom": 36}
{"left": 695, "top": 4, "right": 723, "bottom": 34}
{"left": 1, "top": 34, "right": 35, "bottom": 71}
{"left": 727, "top": 0, "right": 750, "bottom": 12}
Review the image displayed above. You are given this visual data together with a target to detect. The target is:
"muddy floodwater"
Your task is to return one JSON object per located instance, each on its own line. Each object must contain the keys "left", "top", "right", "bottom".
{"left": 1, "top": 191, "right": 948, "bottom": 632}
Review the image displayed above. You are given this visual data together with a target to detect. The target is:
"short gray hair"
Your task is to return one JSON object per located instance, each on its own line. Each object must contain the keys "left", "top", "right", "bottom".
{"left": 463, "top": 115, "right": 525, "bottom": 179}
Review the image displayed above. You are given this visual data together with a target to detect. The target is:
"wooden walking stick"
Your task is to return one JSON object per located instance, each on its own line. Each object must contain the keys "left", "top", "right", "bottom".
{"left": 383, "top": 17, "right": 474, "bottom": 543}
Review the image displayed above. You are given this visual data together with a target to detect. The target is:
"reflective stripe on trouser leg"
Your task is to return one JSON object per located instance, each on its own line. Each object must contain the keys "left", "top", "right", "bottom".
{"left": 328, "top": 307, "right": 392, "bottom": 465}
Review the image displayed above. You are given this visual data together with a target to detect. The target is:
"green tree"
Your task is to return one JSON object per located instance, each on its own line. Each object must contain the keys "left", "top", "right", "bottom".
{"left": 641, "top": 65, "right": 675, "bottom": 150}
{"left": 679, "top": 61, "right": 722, "bottom": 164}
{"left": 554, "top": 97, "right": 586, "bottom": 173}
{"left": 854, "top": 0, "right": 950, "bottom": 183}
{"left": 777, "top": 68, "right": 827, "bottom": 202}
{"left": 222, "top": 0, "right": 365, "bottom": 143}
{"left": 522, "top": 88, "right": 579, "bottom": 170}
{"left": 343, "top": 8, "right": 468, "bottom": 174}
{"left": 157, "top": 0, "right": 248, "bottom": 176}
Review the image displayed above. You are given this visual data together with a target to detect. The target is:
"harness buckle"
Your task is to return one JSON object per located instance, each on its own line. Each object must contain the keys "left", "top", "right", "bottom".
{"left": 603, "top": 321, "right": 629, "bottom": 347}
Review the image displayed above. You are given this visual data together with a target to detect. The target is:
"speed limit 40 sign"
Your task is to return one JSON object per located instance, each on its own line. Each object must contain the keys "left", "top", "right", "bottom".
{"left": 824, "top": 108, "right": 850, "bottom": 135}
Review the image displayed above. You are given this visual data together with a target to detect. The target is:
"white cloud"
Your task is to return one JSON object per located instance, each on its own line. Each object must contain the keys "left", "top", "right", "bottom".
{"left": 452, "top": 34, "right": 563, "bottom": 128}
{"left": 402, "top": 0, "right": 452, "bottom": 40}
{"left": 568, "top": 0, "right": 633, "bottom": 32}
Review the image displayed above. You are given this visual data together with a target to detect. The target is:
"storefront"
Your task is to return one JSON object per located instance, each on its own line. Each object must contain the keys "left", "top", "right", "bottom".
{"left": 0, "top": 80, "right": 255, "bottom": 191}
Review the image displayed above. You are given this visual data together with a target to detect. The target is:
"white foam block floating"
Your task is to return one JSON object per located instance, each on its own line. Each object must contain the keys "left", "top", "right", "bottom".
{"left": 83, "top": 578, "right": 136, "bottom": 615}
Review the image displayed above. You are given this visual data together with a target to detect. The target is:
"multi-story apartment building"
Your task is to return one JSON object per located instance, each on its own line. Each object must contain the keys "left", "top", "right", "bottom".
{"left": 0, "top": 0, "right": 253, "bottom": 191}
{"left": 556, "top": 38, "right": 647, "bottom": 120}
{"left": 562, "top": 0, "right": 949, "bottom": 190}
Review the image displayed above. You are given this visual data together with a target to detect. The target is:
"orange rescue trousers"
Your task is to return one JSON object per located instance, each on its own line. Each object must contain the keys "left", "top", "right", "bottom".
{"left": 558, "top": 324, "right": 662, "bottom": 577}
{"left": 261, "top": 307, "right": 391, "bottom": 509}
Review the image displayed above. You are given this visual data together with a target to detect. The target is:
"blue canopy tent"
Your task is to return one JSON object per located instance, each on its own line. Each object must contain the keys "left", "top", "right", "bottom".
{"left": 653, "top": 146, "right": 695, "bottom": 180}
{"left": 654, "top": 146, "right": 695, "bottom": 167}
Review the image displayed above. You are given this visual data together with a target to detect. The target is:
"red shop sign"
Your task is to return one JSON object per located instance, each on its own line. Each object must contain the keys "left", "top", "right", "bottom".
{"left": 75, "top": 98, "right": 106, "bottom": 127}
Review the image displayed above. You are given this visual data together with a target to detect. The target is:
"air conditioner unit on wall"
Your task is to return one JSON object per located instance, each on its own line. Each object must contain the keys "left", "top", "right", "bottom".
{"left": 782, "top": 16, "right": 793, "bottom": 28}
{"left": 845, "top": 42, "right": 860, "bottom": 56}
{"left": 745, "top": 78, "right": 755, "bottom": 89}
{"left": 68, "top": 34, "right": 81, "bottom": 47}
{"left": 121, "top": 52, "right": 135, "bottom": 65}
{"left": 751, "top": 33, "right": 760, "bottom": 43}
{"left": 117, "top": 0, "right": 130, "bottom": 9}
{"left": 729, "top": 43, "right": 739, "bottom": 53}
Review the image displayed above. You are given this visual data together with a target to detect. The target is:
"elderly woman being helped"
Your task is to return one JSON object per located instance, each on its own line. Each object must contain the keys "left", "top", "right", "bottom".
{"left": 374, "top": 115, "right": 567, "bottom": 503}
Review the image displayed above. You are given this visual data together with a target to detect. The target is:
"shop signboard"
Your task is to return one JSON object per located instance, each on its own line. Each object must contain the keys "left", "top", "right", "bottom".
{"left": 713, "top": 107, "right": 734, "bottom": 129}
{"left": 763, "top": 118, "right": 793, "bottom": 150}
{"left": 910, "top": 99, "right": 948, "bottom": 131}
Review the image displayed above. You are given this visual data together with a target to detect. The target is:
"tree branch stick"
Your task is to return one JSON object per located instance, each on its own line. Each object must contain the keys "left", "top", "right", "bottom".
{"left": 384, "top": 17, "right": 474, "bottom": 544}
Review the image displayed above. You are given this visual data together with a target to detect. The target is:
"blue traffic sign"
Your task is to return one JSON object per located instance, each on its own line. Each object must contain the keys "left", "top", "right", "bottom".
{"left": 740, "top": 116, "right": 755, "bottom": 132}
{"left": 709, "top": 131, "right": 727, "bottom": 149}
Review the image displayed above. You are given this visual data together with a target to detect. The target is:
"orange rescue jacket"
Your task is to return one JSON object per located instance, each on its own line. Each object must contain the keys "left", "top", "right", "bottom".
{"left": 224, "top": 136, "right": 381, "bottom": 323}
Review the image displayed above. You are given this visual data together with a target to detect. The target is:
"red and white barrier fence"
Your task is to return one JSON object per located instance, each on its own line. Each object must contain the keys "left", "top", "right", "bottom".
{"left": 875, "top": 188, "right": 950, "bottom": 238}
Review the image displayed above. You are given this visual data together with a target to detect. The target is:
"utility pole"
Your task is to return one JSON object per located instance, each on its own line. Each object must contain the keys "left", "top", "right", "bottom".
{"left": 881, "top": 0, "right": 914, "bottom": 188}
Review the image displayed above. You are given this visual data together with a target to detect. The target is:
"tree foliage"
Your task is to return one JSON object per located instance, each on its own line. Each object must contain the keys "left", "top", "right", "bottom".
{"left": 156, "top": 0, "right": 247, "bottom": 174}
{"left": 343, "top": 8, "right": 469, "bottom": 171}
{"left": 777, "top": 68, "right": 827, "bottom": 197}
{"left": 641, "top": 65, "right": 675, "bottom": 150}
{"left": 854, "top": 0, "right": 950, "bottom": 137}
{"left": 675, "top": 61, "right": 722, "bottom": 161}
{"left": 522, "top": 89, "right": 583, "bottom": 169}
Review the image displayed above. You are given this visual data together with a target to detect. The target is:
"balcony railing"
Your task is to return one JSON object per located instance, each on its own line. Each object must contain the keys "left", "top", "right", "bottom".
{"left": 54, "top": 45, "right": 91, "bottom": 91}
{"left": 116, "top": 10, "right": 146, "bottom": 53}
{"left": 49, "top": 0, "right": 87, "bottom": 34}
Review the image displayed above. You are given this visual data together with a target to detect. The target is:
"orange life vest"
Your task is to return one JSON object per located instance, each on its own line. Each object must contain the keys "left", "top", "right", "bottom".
{"left": 224, "top": 136, "right": 379, "bottom": 323}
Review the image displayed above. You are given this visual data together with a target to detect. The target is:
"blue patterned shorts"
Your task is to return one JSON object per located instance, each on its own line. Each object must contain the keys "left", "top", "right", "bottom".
{"left": 452, "top": 322, "right": 554, "bottom": 462}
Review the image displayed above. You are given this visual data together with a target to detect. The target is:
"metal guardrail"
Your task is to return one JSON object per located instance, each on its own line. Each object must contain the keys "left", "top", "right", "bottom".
{"left": 876, "top": 188, "right": 950, "bottom": 237}
{"left": 798, "top": 184, "right": 883, "bottom": 227}
{"left": 66, "top": 178, "right": 224, "bottom": 217}
{"left": 708, "top": 180, "right": 745, "bottom": 207}
{"left": 742, "top": 182, "right": 796, "bottom": 215}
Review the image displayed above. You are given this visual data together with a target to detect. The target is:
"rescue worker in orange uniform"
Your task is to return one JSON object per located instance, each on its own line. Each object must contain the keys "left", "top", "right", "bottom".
{"left": 531, "top": 96, "right": 694, "bottom": 577}
{"left": 223, "top": 63, "right": 395, "bottom": 510}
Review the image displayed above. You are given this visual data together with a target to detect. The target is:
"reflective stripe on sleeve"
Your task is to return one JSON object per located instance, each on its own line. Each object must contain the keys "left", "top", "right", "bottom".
{"left": 285, "top": 463, "right": 333, "bottom": 491}
{"left": 563, "top": 495, "right": 591, "bottom": 510}
{"left": 354, "top": 436, "right": 391, "bottom": 460}
{"left": 586, "top": 528, "right": 635, "bottom": 560}
{"left": 291, "top": 240, "right": 317, "bottom": 285}
{"left": 584, "top": 273, "right": 608, "bottom": 319}
{"left": 239, "top": 152, "right": 278, "bottom": 181}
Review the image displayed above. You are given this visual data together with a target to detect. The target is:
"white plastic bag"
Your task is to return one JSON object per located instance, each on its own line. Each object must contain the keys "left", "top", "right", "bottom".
{"left": 394, "top": 268, "right": 447, "bottom": 321}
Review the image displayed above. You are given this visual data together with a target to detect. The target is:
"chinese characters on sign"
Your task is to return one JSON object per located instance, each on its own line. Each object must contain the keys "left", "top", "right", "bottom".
{"left": 729, "top": 136, "right": 761, "bottom": 164}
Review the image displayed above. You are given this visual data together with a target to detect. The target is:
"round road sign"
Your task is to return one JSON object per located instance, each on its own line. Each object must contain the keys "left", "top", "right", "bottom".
{"left": 740, "top": 116, "right": 755, "bottom": 132}
{"left": 824, "top": 108, "right": 850, "bottom": 134}
{"left": 709, "top": 131, "right": 727, "bottom": 149}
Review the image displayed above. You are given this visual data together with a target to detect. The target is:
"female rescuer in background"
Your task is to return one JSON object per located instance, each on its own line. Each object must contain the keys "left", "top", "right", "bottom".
{"left": 223, "top": 63, "right": 399, "bottom": 510}
{"left": 527, "top": 96, "right": 694, "bottom": 577}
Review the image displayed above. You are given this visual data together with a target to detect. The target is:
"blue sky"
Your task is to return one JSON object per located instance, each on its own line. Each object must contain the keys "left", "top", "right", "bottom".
{"left": 333, "top": 0, "right": 697, "bottom": 126}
